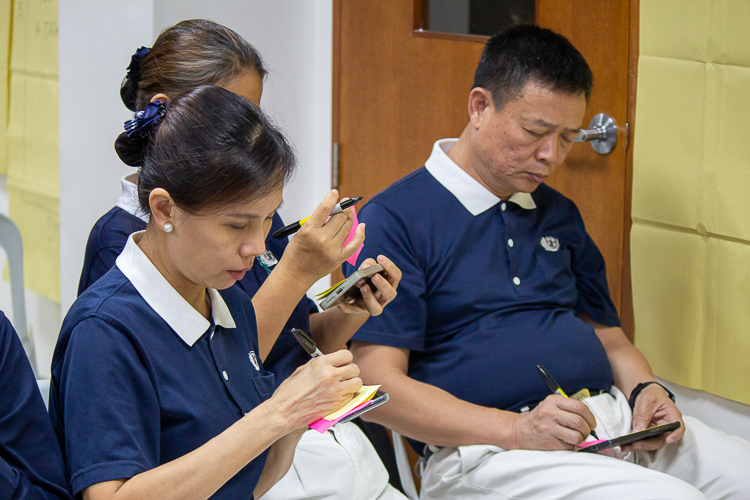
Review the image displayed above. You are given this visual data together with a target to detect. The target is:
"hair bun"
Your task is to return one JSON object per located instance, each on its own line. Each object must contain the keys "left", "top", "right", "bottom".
{"left": 120, "top": 46, "right": 151, "bottom": 111}
{"left": 114, "top": 132, "right": 148, "bottom": 167}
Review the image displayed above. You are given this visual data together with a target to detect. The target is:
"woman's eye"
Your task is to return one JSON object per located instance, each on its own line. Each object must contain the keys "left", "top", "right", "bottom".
{"left": 229, "top": 224, "right": 247, "bottom": 230}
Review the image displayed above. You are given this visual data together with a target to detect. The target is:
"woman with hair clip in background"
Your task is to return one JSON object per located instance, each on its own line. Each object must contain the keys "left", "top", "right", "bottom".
{"left": 77, "top": 20, "right": 406, "bottom": 500}
{"left": 52, "top": 85, "right": 364, "bottom": 500}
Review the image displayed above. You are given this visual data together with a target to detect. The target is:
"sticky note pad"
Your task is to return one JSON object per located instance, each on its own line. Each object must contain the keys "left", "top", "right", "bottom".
{"left": 576, "top": 439, "right": 606, "bottom": 449}
{"left": 308, "top": 400, "right": 374, "bottom": 434}
{"left": 343, "top": 206, "right": 363, "bottom": 266}
{"left": 324, "top": 385, "right": 380, "bottom": 421}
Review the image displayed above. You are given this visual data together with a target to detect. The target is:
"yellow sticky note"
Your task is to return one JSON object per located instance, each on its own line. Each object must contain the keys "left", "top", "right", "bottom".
{"left": 315, "top": 278, "right": 347, "bottom": 298}
{"left": 323, "top": 384, "right": 380, "bottom": 421}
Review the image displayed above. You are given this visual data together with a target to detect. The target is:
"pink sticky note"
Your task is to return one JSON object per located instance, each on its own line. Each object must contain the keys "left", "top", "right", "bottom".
{"left": 308, "top": 400, "right": 374, "bottom": 434}
{"left": 576, "top": 439, "right": 606, "bottom": 448}
{"left": 343, "top": 206, "right": 364, "bottom": 266}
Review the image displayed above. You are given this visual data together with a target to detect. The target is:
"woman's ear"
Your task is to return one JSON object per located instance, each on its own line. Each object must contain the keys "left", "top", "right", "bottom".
{"left": 149, "top": 188, "right": 176, "bottom": 231}
{"left": 151, "top": 93, "right": 169, "bottom": 104}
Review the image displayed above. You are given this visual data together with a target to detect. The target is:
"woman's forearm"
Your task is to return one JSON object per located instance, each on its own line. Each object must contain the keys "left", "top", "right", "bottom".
{"left": 85, "top": 400, "right": 292, "bottom": 500}
{"left": 253, "top": 428, "right": 306, "bottom": 499}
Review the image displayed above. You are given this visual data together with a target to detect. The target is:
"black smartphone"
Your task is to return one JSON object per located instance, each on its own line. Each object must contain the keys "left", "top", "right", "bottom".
{"left": 319, "top": 264, "right": 387, "bottom": 310}
{"left": 578, "top": 421, "right": 681, "bottom": 453}
{"left": 337, "top": 390, "right": 389, "bottom": 425}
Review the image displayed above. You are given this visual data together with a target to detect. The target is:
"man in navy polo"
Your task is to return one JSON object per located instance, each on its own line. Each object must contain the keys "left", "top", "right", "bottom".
{"left": 344, "top": 25, "right": 750, "bottom": 499}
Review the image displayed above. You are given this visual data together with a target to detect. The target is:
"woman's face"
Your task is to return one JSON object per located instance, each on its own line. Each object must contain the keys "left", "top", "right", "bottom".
{"left": 222, "top": 70, "right": 263, "bottom": 105}
{"left": 166, "top": 187, "right": 282, "bottom": 291}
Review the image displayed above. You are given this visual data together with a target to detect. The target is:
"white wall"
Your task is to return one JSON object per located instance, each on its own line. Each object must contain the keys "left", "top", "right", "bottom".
{"left": 152, "top": 0, "right": 334, "bottom": 296}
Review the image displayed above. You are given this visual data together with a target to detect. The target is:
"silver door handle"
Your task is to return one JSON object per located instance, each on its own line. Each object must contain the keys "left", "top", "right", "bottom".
{"left": 574, "top": 113, "right": 617, "bottom": 155}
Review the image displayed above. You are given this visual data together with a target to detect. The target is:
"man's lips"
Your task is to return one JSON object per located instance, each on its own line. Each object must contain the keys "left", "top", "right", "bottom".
{"left": 526, "top": 172, "right": 548, "bottom": 183}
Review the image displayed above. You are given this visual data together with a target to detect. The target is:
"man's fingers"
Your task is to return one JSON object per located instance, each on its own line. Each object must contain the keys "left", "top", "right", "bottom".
{"left": 632, "top": 397, "right": 658, "bottom": 432}
{"left": 555, "top": 397, "right": 598, "bottom": 432}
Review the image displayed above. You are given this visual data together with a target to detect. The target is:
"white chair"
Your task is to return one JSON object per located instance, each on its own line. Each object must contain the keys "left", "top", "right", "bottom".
{"left": 392, "top": 430, "right": 419, "bottom": 500}
{"left": 0, "top": 213, "right": 34, "bottom": 374}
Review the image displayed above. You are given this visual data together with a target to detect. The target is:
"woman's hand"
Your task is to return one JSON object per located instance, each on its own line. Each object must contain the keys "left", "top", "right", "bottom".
{"left": 276, "top": 190, "right": 365, "bottom": 288}
{"left": 336, "top": 255, "right": 402, "bottom": 317}
{"left": 270, "top": 349, "right": 363, "bottom": 432}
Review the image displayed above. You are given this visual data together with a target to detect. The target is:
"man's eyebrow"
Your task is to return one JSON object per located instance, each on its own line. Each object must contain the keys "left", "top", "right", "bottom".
{"left": 534, "top": 118, "right": 581, "bottom": 134}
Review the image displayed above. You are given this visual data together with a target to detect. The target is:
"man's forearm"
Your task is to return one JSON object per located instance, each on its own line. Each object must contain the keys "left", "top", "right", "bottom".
{"left": 352, "top": 343, "right": 518, "bottom": 449}
{"left": 593, "top": 323, "right": 657, "bottom": 398}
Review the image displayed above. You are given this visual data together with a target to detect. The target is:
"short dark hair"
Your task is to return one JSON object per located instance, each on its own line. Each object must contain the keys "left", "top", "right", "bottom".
{"left": 472, "top": 25, "right": 593, "bottom": 109}
{"left": 120, "top": 19, "right": 266, "bottom": 112}
{"left": 115, "top": 86, "right": 296, "bottom": 214}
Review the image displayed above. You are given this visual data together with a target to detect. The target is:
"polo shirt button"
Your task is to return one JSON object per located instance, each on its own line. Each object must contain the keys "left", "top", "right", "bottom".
{"left": 508, "top": 238, "right": 514, "bottom": 248}
{"left": 513, "top": 277, "right": 521, "bottom": 286}
{"left": 223, "top": 370, "right": 229, "bottom": 381}
{"left": 501, "top": 203, "right": 507, "bottom": 211}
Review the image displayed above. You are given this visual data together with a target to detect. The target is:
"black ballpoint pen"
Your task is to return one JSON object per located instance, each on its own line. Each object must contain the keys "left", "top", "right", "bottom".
{"left": 536, "top": 364, "right": 599, "bottom": 440}
{"left": 272, "top": 196, "right": 364, "bottom": 239}
{"left": 291, "top": 328, "right": 323, "bottom": 358}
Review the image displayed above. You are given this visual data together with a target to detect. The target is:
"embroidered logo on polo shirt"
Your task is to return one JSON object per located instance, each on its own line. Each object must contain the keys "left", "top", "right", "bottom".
{"left": 256, "top": 250, "right": 278, "bottom": 276}
{"left": 541, "top": 237, "right": 560, "bottom": 252}
{"left": 248, "top": 351, "right": 260, "bottom": 371}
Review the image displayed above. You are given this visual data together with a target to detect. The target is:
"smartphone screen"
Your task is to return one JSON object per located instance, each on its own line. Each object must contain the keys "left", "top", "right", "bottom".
{"left": 578, "top": 421, "right": 681, "bottom": 453}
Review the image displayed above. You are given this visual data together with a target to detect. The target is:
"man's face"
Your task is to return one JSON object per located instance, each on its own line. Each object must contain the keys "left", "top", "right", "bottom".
{"left": 470, "top": 81, "right": 587, "bottom": 197}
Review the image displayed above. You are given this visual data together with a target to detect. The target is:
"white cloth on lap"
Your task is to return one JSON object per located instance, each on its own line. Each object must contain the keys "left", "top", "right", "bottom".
{"left": 421, "top": 387, "right": 750, "bottom": 500}
{"left": 262, "top": 422, "right": 406, "bottom": 500}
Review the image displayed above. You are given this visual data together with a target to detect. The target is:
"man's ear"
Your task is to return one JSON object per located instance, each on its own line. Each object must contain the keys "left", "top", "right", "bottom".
{"left": 149, "top": 188, "right": 176, "bottom": 231}
{"left": 468, "top": 87, "right": 493, "bottom": 130}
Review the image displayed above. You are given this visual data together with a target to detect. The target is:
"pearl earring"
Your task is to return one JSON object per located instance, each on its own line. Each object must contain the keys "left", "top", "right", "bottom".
{"left": 163, "top": 223, "right": 173, "bottom": 233}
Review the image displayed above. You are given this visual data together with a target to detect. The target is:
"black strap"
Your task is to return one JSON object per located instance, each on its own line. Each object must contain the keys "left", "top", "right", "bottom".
{"left": 628, "top": 381, "right": 676, "bottom": 410}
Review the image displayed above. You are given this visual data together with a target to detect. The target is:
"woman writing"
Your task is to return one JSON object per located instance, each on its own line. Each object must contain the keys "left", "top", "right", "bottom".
{"left": 78, "top": 20, "right": 405, "bottom": 499}
{"left": 51, "top": 86, "right": 362, "bottom": 500}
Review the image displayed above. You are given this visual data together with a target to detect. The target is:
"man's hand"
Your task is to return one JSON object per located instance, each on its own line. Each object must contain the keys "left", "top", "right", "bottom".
{"left": 510, "top": 395, "right": 597, "bottom": 450}
{"left": 621, "top": 384, "right": 685, "bottom": 452}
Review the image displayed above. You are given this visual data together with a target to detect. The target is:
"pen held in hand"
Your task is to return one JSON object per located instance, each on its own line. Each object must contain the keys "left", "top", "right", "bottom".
{"left": 272, "top": 196, "right": 364, "bottom": 239}
{"left": 291, "top": 328, "right": 323, "bottom": 358}
{"left": 535, "top": 364, "right": 599, "bottom": 440}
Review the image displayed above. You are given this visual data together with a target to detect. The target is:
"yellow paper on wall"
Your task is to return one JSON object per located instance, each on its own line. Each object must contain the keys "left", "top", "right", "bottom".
{"left": 0, "top": 0, "right": 11, "bottom": 176}
{"left": 633, "top": 0, "right": 750, "bottom": 405}
{"left": 5, "top": 0, "right": 59, "bottom": 302}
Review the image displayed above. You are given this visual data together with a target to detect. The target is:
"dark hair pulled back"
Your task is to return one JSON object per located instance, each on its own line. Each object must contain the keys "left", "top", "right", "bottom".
{"left": 472, "top": 25, "right": 593, "bottom": 109}
{"left": 115, "top": 86, "right": 295, "bottom": 214}
{"left": 120, "top": 19, "right": 266, "bottom": 112}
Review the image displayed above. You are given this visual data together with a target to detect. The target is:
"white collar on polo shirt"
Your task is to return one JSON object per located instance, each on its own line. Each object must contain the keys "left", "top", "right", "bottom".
{"left": 116, "top": 173, "right": 150, "bottom": 223}
{"left": 424, "top": 138, "right": 537, "bottom": 216}
{"left": 116, "top": 232, "right": 236, "bottom": 347}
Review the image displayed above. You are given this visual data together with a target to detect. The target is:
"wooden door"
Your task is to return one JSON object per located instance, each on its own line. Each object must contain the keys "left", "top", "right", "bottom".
{"left": 333, "top": 0, "right": 638, "bottom": 336}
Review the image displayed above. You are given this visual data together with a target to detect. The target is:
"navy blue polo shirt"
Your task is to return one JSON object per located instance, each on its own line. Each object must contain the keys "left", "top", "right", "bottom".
{"left": 51, "top": 234, "right": 274, "bottom": 498}
{"left": 345, "top": 139, "right": 618, "bottom": 448}
{"left": 0, "top": 311, "right": 73, "bottom": 500}
{"left": 77, "top": 176, "right": 317, "bottom": 384}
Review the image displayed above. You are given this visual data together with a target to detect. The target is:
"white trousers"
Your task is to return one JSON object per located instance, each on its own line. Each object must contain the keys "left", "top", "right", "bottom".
{"left": 262, "top": 422, "right": 407, "bottom": 500}
{"left": 421, "top": 387, "right": 750, "bottom": 500}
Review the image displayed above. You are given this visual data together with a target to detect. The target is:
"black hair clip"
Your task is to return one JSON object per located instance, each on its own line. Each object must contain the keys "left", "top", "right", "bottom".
{"left": 126, "top": 46, "right": 151, "bottom": 79}
{"left": 124, "top": 99, "right": 167, "bottom": 137}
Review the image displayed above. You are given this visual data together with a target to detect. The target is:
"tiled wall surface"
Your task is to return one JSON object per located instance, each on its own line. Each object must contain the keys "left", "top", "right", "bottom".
{"left": 632, "top": 0, "right": 750, "bottom": 404}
